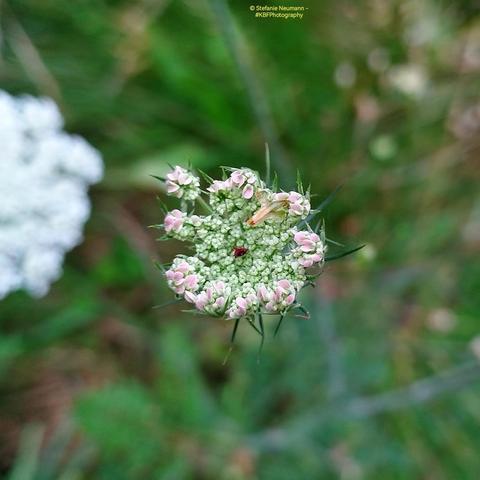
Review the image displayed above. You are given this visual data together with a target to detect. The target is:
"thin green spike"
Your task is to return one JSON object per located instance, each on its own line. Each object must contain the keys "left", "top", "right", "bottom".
{"left": 197, "top": 169, "right": 214, "bottom": 183}
{"left": 247, "top": 317, "right": 262, "bottom": 335}
{"left": 326, "top": 237, "right": 344, "bottom": 247}
{"left": 153, "top": 298, "right": 182, "bottom": 309}
{"left": 315, "top": 183, "right": 344, "bottom": 213}
{"left": 265, "top": 142, "right": 271, "bottom": 186}
{"left": 156, "top": 197, "right": 169, "bottom": 214}
{"left": 271, "top": 171, "right": 279, "bottom": 191}
{"left": 325, "top": 244, "right": 365, "bottom": 262}
{"left": 180, "top": 309, "right": 208, "bottom": 315}
{"left": 298, "top": 183, "right": 344, "bottom": 228}
{"left": 150, "top": 174, "right": 166, "bottom": 182}
{"left": 319, "top": 220, "right": 326, "bottom": 242}
{"left": 197, "top": 195, "right": 213, "bottom": 213}
{"left": 153, "top": 261, "right": 167, "bottom": 274}
{"left": 296, "top": 169, "right": 304, "bottom": 195}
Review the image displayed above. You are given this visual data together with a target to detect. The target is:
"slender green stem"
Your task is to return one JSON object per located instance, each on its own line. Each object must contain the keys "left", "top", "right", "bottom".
{"left": 274, "top": 313, "right": 285, "bottom": 337}
{"left": 231, "top": 317, "right": 240, "bottom": 344}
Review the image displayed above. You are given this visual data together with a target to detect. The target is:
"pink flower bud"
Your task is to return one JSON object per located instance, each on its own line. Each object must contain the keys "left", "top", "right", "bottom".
{"left": 242, "top": 184, "right": 254, "bottom": 199}
{"left": 166, "top": 181, "right": 181, "bottom": 195}
{"left": 164, "top": 209, "right": 185, "bottom": 233}
{"left": 195, "top": 292, "right": 208, "bottom": 310}
{"left": 257, "top": 284, "right": 270, "bottom": 302}
{"left": 285, "top": 294, "right": 295, "bottom": 305}
{"left": 231, "top": 170, "right": 246, "bottom": 187}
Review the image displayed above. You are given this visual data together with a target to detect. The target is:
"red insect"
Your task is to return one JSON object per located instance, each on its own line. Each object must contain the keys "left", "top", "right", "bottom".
{"left": 233, "top": 246, "right": 248, "bottom": 258}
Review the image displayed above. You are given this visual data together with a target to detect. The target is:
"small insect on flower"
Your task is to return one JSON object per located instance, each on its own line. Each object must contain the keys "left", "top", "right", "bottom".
{"left": 246, "top": 192, "right": 288, "bottom": 226}
{"left": 233, "top": 246, "right": 248, "bottom": 258}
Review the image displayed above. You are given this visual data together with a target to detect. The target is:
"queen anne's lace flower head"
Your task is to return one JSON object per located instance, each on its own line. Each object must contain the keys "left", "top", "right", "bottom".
{"left": 0, "top": 90, "right": 103, "bottom": 299}
{"left": 158, "top": 165, "right": 328, "bottom": 326}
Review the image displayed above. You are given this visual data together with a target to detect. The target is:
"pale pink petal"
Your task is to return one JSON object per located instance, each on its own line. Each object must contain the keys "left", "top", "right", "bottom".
{"left": 177, "top": 172, "right": 192, "bottom": 185}
{"left": 231, "top": 171, "right": 246, "bottom": 187}
{"left": 184, "top": 291, "right": 197, "bottom": 303}
{"left": 289, "top": 203, "right": 304, "bottom": 215}
{"left": 257, "top": 285, "right": 269, "bottom": 302}
{"left": 166, "top": 171, "right": 179, "bottom": 182}
{"left": 184, "top": 274, "right": 198, "bottom": 290}
{"left": 173, "top": 272, "right": 184, "bottom": 282}
{"left": 294, "top": 231, "right": 308, "bottom": 244}
{"left": 176, "top": 261, "right": 190, "bottom": 273}
{"left": 277, "top": 279, "right": 291, "bottom": 291}
{"left": 174, "top": 284, "right": 186, "bottom": 294}
{"left": 242, "top": 184, "right": 254, "bottom": 199}
{"left": 215, "top": 297, "right": 225, "bottom": 309}
{"left": 285, "top": 294, "right": 295, "bottom": 305}
{"left": 236, "top": 297, "right": 248, "bottom": 309}
{"left": 195, "top": 293, "right": 208, "bottom": 310}
{"left": 265, "top": 301, "right": 276, "bottom": 312}
{"left": 166, "top": 181, "right": 180, "bottom": 193}
{"left": 288, "top": 192, "right": 302, "bottom": 202}
{"left": 274, "top": 192, "right": 289, "bottom": 201}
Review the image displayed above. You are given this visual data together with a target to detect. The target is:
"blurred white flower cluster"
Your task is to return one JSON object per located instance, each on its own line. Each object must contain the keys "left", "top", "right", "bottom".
{"left": 0, "top": 90, "right": 103, "bottom": 299}
{"left": 159, "top": 165, "right": 327, "bottom": 322}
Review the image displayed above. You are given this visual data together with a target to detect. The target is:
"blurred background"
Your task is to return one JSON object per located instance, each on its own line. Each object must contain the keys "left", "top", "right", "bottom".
{"left": 1, "top": 0, "right": 480, "bottom": 478}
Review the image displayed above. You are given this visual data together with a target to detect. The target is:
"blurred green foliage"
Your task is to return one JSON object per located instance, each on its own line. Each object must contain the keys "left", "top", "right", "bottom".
{"left": 1, "top": 0, "right": 480, "bottom": 478}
